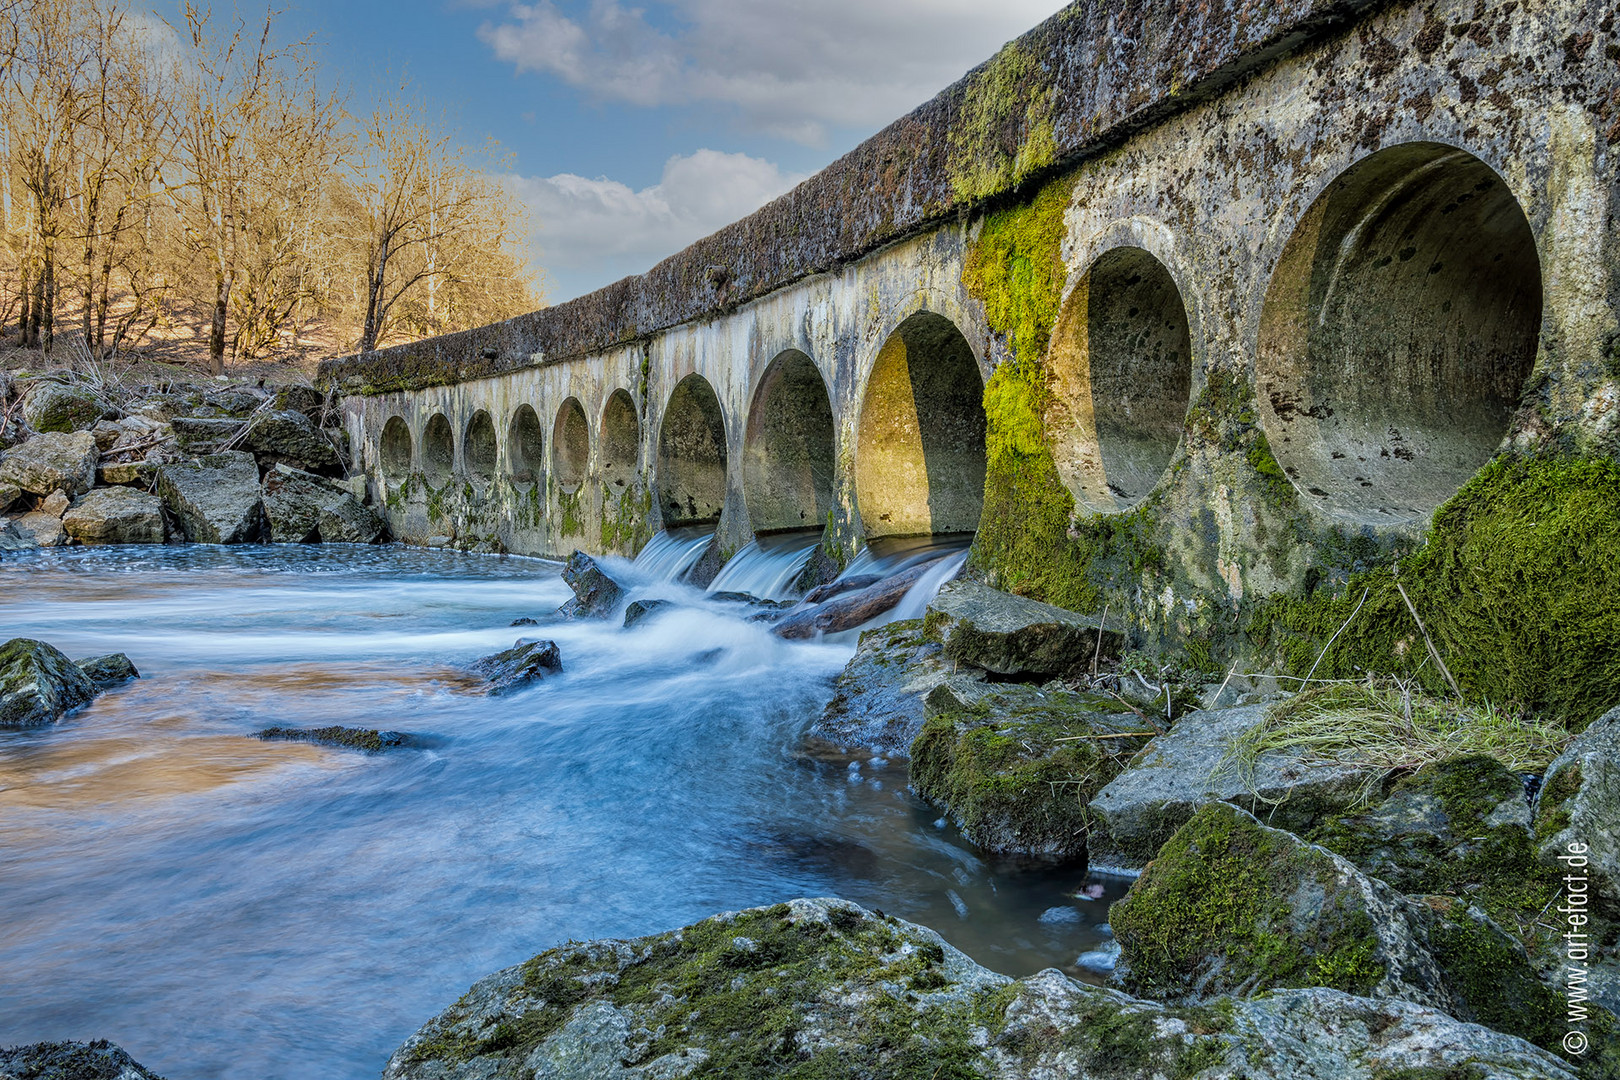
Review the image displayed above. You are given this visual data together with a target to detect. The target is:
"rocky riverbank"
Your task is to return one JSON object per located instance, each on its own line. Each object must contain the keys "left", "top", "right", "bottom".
{"left": 0, "top": 367, "right": 384, "bottom": 551}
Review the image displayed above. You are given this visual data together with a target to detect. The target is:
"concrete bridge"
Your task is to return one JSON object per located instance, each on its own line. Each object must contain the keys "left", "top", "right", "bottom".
{"left": 320, "top": 0, "right": 1618, "bottom": 668}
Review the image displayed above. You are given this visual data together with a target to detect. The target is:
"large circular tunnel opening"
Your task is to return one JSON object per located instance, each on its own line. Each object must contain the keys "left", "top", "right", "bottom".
{"left": 855, "top": 312, "right": 986, "bottom": 538}
{"left": 1256, "top": 143, "right": 1541, "bottom": 524}
{"left": 464, "top": 410, "right": 497, "bottom": 481}
{"left": 1050, "top": 247, "right": 1192, "bottom": 513}
{"left": 508, "top": 404, "right": 543, "bottom": 485}
{"left": 552, "top": 397, "right": 590, "bottom": 494}
{"left": 744, "top": 350, "right": 835, "bottom": 533}
{"left": 380, "top": 416, "right": 412, "bottom": 478}
{"left": 600, "top": 390, "right": 639, "bottom": 492}
{"left": 657, "top": 374, "right": 728, "bottom": 527}
{"left": 422, "top": 413, "right": 454, "bottom": 485}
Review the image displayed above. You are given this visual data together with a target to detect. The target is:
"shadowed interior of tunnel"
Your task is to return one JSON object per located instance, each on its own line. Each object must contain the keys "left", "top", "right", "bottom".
{"left": 1049, "top": 247, "right": 1192, "bottom": 513}
{"left": 658, "top": 373, "right": 728, "bottom": 527}
{"left": 464, "top": 410, "right": 497, "bottom": 482}
{"left": 379, "top": 416, "right": 412, "bottom": 481}
{"left": 508, "top": 404, "right": 543, "bottom": 486}
{"left": 1256, "top": 142, "right": 1542, "bottom": 525}
{"left": 743, "top": 350, "right": 835, "bottom": 533}
{"left": 422, "top": 413, "right": 453, "bottom": 485}
{"left": 600, "top": 390, "right": 639, "bottom": 492}
{"left": 855, "top": 312, "right": 987, "bottom": 539}
{"left": 553, "top": 398, "right": 590, "bottom": 494}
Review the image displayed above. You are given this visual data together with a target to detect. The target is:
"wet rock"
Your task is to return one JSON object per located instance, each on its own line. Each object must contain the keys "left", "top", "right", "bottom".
{"left": 0, "top": 430, "right": 99, "bottom": 496}
{"left": 809, "top": 618, "right": 962, "bottom": 756}
{"left": 382, "top": 896, "right": 1574, "bottom": 1080}
{"left": 1, "top": 638, "right": 99, "bottom": 728}
{"left": 1111, "top": 802, "right": 1452, "bottom": 1008}
{"left": 239, "top": 408, "right": 342, "bottom": 475}
{"left": 772, "top": 559, "right": 939, "bottom": 640}
{"left": 790, "top": 543, "right": 841, "bottom": 594}
{"left": 0, "top": 483, "right": 18, "bottom": 513}
{"left": 76, "top": 653, "right": 139, "bottom": 689}
{"left": 557, "top": 551, "right": 625, "bottom": 619}
{"left": 22, "top": 381, "right": 107, "bottom": 433}
{"left": 255, "top": 726, "right": 410, "bottom": 752}
{"left": 1536, "top": 705, "right": 1620, "bottom": 913}
{"left": 157, "top": 451, "right": 265, "bottom": 544}
{"left": 800, "top": 573, "right": 883, "bottom": 605}
{"left": 510, "top": 617, "right": 540, "bottom": 627}
{"left": 0, "top": 1038, "right": 168, "bottom": 1080}
{"left": 0, "top": 520, "right": 30, "bottom": 551}
{"left": 471, "top": 638, "right": 563, "bottom": 695}
{"left": 1086, "top": 703, "right": 1381, "bottom": 862}
{"left": 9, "top": 512, "right": 67, "bottom": 548}
{"left": 925, "top": 579, "right": 1120, "bottom": 678}
{"left": 622, "top": 598, "right": 673, "bottom": 628}
{"left": 62, "top": 487, "right": 167, "bottom": 545}
{"left": 684, "top": 535, "right": 725, "bottom": 589}
{"left": 262, "top": 465, "right": 349, "bottom": 543}
{"left": 910, "top": 683, "right": 1149, "bottom": 860}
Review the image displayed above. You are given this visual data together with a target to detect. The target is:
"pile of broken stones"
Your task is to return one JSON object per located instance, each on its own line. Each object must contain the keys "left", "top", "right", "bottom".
{"left": 0, "top": 368, "right": 385, "bottom": 551}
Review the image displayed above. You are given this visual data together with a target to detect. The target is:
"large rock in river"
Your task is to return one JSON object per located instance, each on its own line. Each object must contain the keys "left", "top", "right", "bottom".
{"left": 1087, "top": 703, "right": 1380, "bottom": 861}
{"left": 382, "top": 896, "right": 1574, "bottom": 1080}
{"left": 924, "top": 579, "right": 1120, "bottom": 677}
{"left": 808, "top": 618, "right": 972, "bottom": 756}
{"left": 557, "top": 551, "right": 625, "bottom": 619}
{"left": 472, "top": 639, "right": 563, "bottom": 695}
{"left": 1, "top": 637, "right": 99, "bottom": 728}
{"left": 157, "top": 450, "right": 265, "bottom": 544}
{"left": 0, "top": 430, "right": 99, "bottom": 496}
{"left": 1536, "top": 705, "right": 1620, "bottom": 914}
{"left": 62, "top": 486, "right": 167, "bottom": 545}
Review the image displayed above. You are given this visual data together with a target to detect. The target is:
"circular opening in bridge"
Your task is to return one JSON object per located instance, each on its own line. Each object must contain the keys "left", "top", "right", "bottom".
{"left": 600, "top": 389, "right": 639, "bottom": 492}
{"left": 380, "top": 416, "right": 412, "bottom": 479}
{"left": 657, "top": 373, "right": 728, "bottom": 527}
{"left": 552, "top": 397, "right": 589, "bottom": 494}
{"left": 1256, "top": 143, "right": 1541, "bottom": 524}
{"left": 422, "top": 413, "right": 453, "bottom": 485}
{"left": 1050, "top": 247, "right": 1192, "bottom": 513}
{"left": 508, "top": 404, "right": 543, "bottom": 485}
{"left": 855, "top": 312, "right": 987, "bottom": 539}
{"left": 464, "top": 410, "right": 497, "bottom": 482}
{"left": 744, "top": 350, "right": 835, "bottom": 533}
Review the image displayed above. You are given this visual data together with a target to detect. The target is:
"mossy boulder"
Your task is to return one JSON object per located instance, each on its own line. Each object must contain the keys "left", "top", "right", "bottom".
{"left": 1110, "top": 803, "right": 1450, "bottom": 1007}
{"left": 809, "top": 618, "right": 971, "bottom": 757}
{"left": 21, "top": 381, "right": 107, "bottom": 433}
{"left": 75, "top": 653, "right": 139, "bottom": 690}
{"left": 909, "top": 683, "right": 1147, "bottom": 860}
{"left": 0, "top": 1039, "right": 168, "bottom": 1079}
{"left": 383, "top": 897, "right": 1577, "bottom": 1080}
{"left": 1, "top": 638, "right": 100, "bottom": 728}
{"left": 471, "top": 639, "right": 563, "bottom": 696}
{"left": 557, "top": 551, "right": 626, "bottom": 619}
{"left": 1087, "top": 704, "right": 1381, "bottom": 862}
{"left": 924, "top": 579, "right": 1119, "bottom": 678}
{"left": 1536, "top": 706, "right": 1620, "bottom": 916}
{"left": 255, "top": 726, "right": 410, "bottom": 752}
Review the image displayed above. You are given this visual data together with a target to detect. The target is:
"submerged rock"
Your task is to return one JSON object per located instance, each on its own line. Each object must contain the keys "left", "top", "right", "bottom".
{"left": 0, "top": 430, "right": 99, "bottom": 497}
{"left": 472, "top": 639, "right": 564, "bottom": 695}
{"left": 1086, "top": 703, "right": 1381, "bottom": 862}
{"left": 255, "top": 726, "right": 410, "bottom": 752}
{"left": 157, "top": 451, "right": 265, "bottom": 544}
{"left": 0, "top": 1039, "right": 168, "bottom": 1080}
{"left": 809, "top": 618, "right": 965, "bottom": 757}
{"left": 382, "top": 896, "right": 1574, "bottom": 1080}
{"left": 924, "top": 579, "right": 1121, "bottom": 678}
{"left": 910, "top": 683, "right": 1150, "bottom": 861}
{"left": 76, "top": 653, "right": 139, "bottom": 689}
{"left": 557, "top": 551, "right": 625, "bottom": 619}
{"left": 1, "top": 638, "right": 99, "bottom": 728}
{"left": 622, "top": 598, "right": 673, "bottom": 628}
{"left": 771, "top": 558, "right": 940, "bottom": 640}
{"left": 62, "top": 486, "right": 167, "bottom": 545}
{"left": 1536, "top": 705, "right": 1620, "bottom": 914}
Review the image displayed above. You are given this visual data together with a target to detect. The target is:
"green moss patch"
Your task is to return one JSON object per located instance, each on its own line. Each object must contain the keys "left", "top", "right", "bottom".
{"left": 909, "top": 686, "right": 1150, "bottom": 859}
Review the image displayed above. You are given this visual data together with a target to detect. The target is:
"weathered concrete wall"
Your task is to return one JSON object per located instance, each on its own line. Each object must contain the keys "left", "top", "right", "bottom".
{"left": 325, "top": 0, "right": 1618, "bottom": 712}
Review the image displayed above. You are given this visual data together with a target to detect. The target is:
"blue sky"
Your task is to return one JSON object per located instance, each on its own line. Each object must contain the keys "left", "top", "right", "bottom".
{"left": 258, "top": 0, "right": 1069, "bottom": 304}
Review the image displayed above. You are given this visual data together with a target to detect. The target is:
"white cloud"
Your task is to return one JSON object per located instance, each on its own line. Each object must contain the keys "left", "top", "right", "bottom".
{"left": 478, "top": 0, "right": 1069, "bottom": 145}
{"left": 512, "top": 148, "right": 807, "bottom": 302}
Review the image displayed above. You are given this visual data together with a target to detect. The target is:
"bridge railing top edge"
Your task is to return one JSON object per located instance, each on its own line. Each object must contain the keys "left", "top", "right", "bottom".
{"left": 318, "top": 0, "right": 1385, "bottom": 400}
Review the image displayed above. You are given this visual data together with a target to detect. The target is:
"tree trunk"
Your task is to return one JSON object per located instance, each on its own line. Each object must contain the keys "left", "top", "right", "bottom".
{"left": 208, "top": 269, "right": 230, "bottom": 374}
{"left": 41, "top": 252, "right": 54, "bottom": 356}
{"left": 359, "top": 240, "right": 389, "bottom": 353}
{"left": 18, "top": 266, "right": 31, "bottom": 347}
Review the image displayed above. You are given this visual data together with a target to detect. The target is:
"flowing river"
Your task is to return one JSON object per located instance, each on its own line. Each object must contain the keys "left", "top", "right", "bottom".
{"left": 0, "top": 544, "right": 1124, "bottom": 1080}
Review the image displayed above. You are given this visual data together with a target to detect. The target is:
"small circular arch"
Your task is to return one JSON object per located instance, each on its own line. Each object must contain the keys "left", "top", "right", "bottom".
{"left": 422, "top": 413, "right": 454, "bottom": 485}
{"left": 508, "top": 404, "right": 543, "bottom": 485}
{"left": 1255, "top": 142, "right": 1541, "bottom": 524}
{"left": 552, "top": 397, "right": 590, "bottom": 494}
{"left": 464, "top": 409, "right": 497, "bottom": 481}
{"left": 657, "top": 373, "right": 728, "bottom": 527}
{"left": 599, "top": 389, "right": 640, "bottom": 492}
{"left": 380, "top": 416, "right": 412, "bottom": 478}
